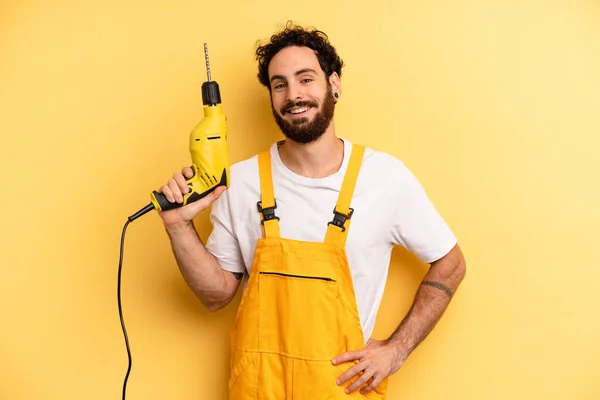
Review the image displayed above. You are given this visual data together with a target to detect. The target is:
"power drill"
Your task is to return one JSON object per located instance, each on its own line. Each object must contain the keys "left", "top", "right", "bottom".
{"left": 128, "top": 43, "right": 230, "bottom": 221}
{"left": 118, "top": 43, "right": 230, "bottom": 400}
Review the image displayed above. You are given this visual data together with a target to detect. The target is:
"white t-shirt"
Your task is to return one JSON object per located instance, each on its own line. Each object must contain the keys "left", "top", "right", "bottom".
{"left": 205, "top": 137, "right": 457, "bottom": 341}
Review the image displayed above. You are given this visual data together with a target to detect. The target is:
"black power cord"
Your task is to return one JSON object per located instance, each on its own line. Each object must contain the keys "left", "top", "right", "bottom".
{"left": 118, "top": 219, "right": 133, "bottom": 400}
{"left": 118, "top": 204, "right": 155, "bottom": 399}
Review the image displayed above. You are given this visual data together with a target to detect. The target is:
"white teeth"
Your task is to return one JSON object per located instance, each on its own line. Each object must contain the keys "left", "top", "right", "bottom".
{"left": 289, "top": 107, "right": 309, "bottom": 114}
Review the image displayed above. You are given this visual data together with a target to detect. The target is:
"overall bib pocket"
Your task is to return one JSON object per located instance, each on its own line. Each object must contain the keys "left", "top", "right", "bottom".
{"left": 257, "top": 254, "right": 340, "bottom": 360}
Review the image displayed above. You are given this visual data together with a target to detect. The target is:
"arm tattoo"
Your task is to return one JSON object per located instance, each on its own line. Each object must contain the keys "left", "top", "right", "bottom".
{"left": 421, "top": 280, "right": 453, "bottom": 298}
{"left": 230, "top": 271, "right": 244, "bottom": 280}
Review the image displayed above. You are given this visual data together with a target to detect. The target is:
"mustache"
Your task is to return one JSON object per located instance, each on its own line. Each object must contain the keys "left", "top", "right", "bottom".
{"left": 280, "top": 100, "right": 318, "bottom": 114}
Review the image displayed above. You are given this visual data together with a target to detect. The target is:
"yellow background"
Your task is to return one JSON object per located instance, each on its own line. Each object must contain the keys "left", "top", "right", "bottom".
{"left": 1, "top": 0, "right": 599, "bottom": 399}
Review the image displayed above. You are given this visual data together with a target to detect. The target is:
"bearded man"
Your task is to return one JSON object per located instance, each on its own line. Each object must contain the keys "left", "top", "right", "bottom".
{"left": 156, "top": 22, "right": 466, "bottom": 400}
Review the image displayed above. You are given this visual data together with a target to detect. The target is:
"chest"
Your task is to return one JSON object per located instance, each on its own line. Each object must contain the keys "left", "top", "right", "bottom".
{"left": 235, "top": 180, "right": 395, "bottom": 254}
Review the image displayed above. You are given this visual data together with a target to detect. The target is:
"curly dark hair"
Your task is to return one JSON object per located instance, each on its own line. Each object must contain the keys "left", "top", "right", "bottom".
{"left": 255, "top": 21, "right": 344, "bottom": 89}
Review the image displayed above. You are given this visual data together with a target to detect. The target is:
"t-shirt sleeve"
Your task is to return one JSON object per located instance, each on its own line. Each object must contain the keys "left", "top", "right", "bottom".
{"left": 390, "top": 163, "right": 457, "bottom": 264}
{"left": 205, "top": 190, "right": 246, "bottom": 274}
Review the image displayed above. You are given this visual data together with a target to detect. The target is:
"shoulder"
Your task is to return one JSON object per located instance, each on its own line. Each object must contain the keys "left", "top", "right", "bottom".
{"left": 358, "top": 144, "right": 415, "bottom": 185}
{"left": 362, "top": 145, "right": 405, "bottom": 169}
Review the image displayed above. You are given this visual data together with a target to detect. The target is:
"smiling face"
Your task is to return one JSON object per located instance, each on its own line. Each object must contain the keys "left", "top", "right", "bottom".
{"left": 267, "top": 46, "right": 340, "bottom": 144}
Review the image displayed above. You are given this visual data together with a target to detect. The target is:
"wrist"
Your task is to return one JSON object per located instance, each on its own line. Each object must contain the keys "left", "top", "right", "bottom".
{"left": 164, "top": 220, "right": 196, "bottom": 235}
{"left": 385, "top": 336, "right": 410, "bottom": 364}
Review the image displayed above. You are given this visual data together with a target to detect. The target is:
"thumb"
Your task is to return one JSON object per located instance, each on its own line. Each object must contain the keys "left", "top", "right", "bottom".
{"left": 212, "top": 185, "right": 227, "bottom": 198}
{"left": 206, "top": 185, "right": 227, "bottom": 204}
{"left": 188, "top": 185, "right": 227, "bottom": 211}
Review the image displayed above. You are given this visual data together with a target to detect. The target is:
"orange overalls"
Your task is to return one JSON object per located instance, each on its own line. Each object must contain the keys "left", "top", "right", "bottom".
{"left": 228, "top": 144, "right": 388, "bottom": 399}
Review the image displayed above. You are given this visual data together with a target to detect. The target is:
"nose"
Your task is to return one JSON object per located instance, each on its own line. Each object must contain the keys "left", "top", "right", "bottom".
{"left": 285, "top": 82, "right": 302, "bottom": 102}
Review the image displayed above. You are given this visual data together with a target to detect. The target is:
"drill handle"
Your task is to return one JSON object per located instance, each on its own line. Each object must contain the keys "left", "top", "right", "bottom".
{"left": 151, "top": 187, "right": 218, "bottom": 211}
{"left": 150, "top": 165, "right": 225, "bottom": 212}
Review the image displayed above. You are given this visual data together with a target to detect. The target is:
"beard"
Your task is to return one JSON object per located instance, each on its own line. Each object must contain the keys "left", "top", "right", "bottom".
{"left": 271, "top": 88, "right": 336, "bottom": 144}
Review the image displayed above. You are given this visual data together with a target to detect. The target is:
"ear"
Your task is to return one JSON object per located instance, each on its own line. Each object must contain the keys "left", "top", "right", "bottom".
{"left": 328, "top": 72, "right": 341, "bottom": 99}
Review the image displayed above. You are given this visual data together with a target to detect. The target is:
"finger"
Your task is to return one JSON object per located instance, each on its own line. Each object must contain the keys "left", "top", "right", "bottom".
{"left": 187, "top": 185, "right": 226, "bottom": 210}
{"left": 206, "top": 185, "right": 227, "bottom": 200}
{"left": 336, "top": 361, "right": 365, "bottom": 385}
{"left": 345, "top": 369, "right": 375, "bottom": 394}
{"left": 201, "top": 186, "right": 226, "bottom": 206}
{"left": 160, "top": 185, "right": 175, "bottom": 203}
{"left": 333, "top": 350, "right": 363, "bottom": 365}
{"left": 173, "top": 172, "right": 189, "bottom": 194}
{"left": 182, "top": 166, "right": 194, "bottom": 179}
{"left": 168, "top": 179, "right": 183, "bottom": 203}
{"left": 360, "top": 375, "right": 383, "bottom": 394}
{"left": 212, "top": 185, "right": 227, "bottom": 198}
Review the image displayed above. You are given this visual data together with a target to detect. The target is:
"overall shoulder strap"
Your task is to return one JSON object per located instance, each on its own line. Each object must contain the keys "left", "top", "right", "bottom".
{"left": 324, "top": 144, "right": 365, "bottom": 247}
{"left": 257, "top": 150, "right": 280, "bottom": 238}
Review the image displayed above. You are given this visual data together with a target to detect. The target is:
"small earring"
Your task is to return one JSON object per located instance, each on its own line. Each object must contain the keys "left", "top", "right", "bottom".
{"left": 334, "top": 92, "right": 339, "bottom": 98}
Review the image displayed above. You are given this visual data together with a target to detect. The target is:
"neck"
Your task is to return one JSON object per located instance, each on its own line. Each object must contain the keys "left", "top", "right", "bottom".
{"left": 278, "top": 126, "right": 344, "bottom": 179}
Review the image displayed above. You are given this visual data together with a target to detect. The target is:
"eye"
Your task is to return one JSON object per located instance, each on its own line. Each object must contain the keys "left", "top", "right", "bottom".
{"left": 301, "top": 78, "right": 313, "bottom": 83}
{"left": 273, "top": 83, "right": 286, "bottom": 90}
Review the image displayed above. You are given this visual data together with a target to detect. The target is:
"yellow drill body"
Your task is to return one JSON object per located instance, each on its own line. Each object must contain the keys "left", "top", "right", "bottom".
{"left": 146, "top": 43, "right": 230, "bottom": 214}
{"left": 188, "top": 104, "right": 229, "bottom": 192}
{"left": 179, "top": 104, "right": 229, "bottom": 206}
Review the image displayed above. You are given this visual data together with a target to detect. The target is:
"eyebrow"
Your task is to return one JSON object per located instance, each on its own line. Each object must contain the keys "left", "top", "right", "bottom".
{"left": 270, "top": 68, "right": 317, "bottom": 83}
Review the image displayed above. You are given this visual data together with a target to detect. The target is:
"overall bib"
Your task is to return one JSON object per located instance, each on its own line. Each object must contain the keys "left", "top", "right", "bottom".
{"left": 228, "top": 144, "right": 388, "bottom": 399}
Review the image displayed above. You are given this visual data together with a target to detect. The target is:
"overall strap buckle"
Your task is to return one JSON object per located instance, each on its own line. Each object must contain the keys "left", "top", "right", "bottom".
{"left": 327, "top": 207, "right": 354, "bottom": 232}
{"left": 257, "top": 200, "right": 280, "bottom": 225}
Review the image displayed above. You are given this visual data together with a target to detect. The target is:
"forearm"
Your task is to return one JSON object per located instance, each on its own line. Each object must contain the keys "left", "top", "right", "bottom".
{"left": 385, "top": 246, "right": 466, "bottom": 362}
{"left": 165, "top": 221, "right": 234, "bottom": 311}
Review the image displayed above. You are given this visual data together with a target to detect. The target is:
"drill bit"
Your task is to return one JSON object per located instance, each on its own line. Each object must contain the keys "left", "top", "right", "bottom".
{"left": 204, "top": 43, "right": 211, "bottom": 82}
